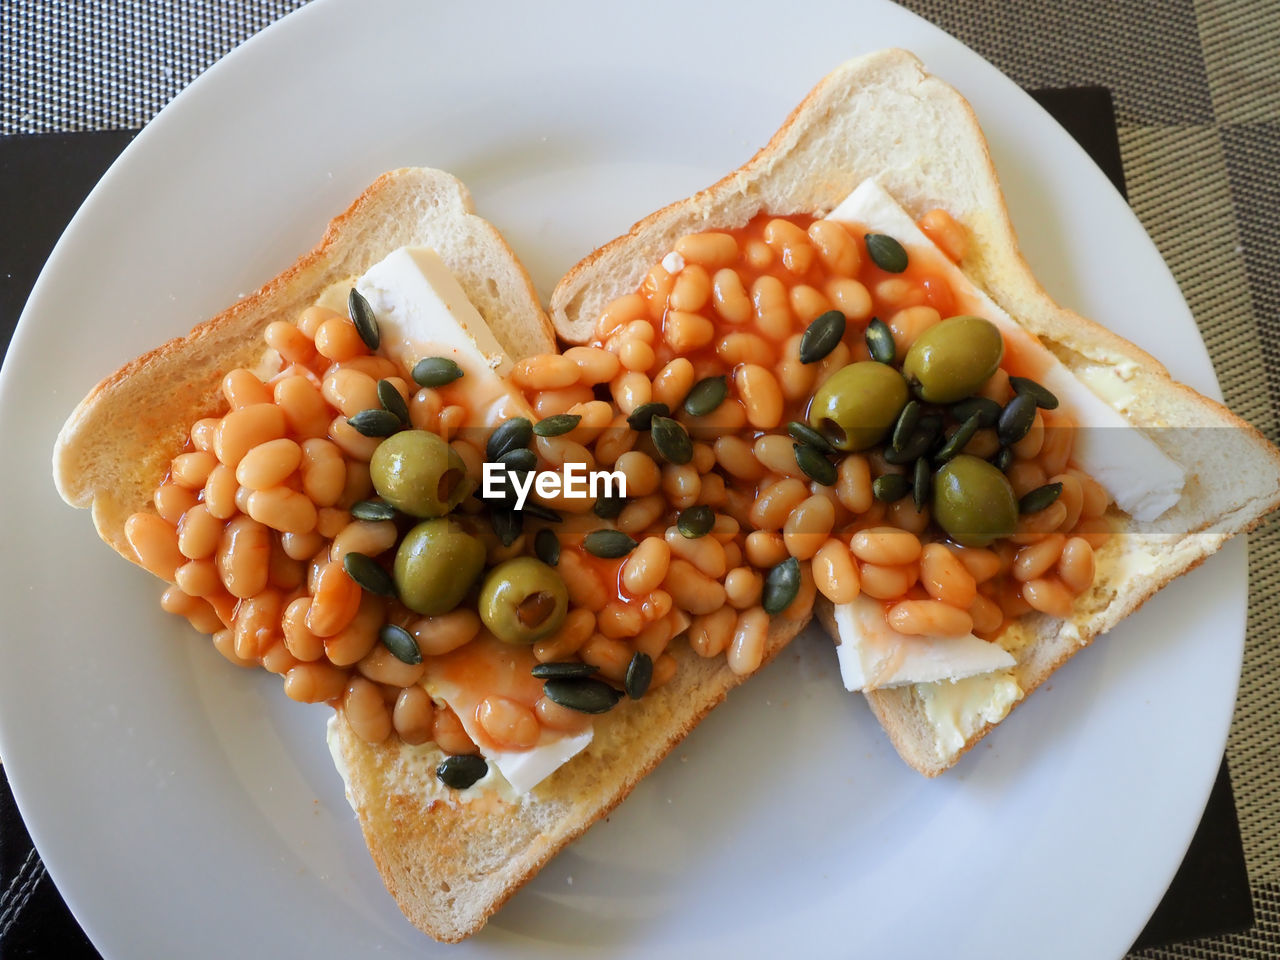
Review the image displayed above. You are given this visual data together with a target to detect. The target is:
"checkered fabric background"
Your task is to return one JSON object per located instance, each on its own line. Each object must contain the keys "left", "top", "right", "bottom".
{"left": 2, "top": 2, "right": 1277, "bottom": 957}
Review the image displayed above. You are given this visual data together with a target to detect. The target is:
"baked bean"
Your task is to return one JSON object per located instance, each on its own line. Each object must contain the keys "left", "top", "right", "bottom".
{"left": 617, "top": 494, "right": 666, "bottom": 535}
{"left": 432, "top": 706, "right": 479, "bottom": 755}
{"left": 697, "top": 473, "right": 726, "bottom": 508}
{"left": 475, "top": 696, "right": 538, "bottom": 750}
{"left": 1012, "top": 534, "right": 1066, "bottom": 582}
{"left": 888, "top": 599, "right": 974, "bottom": 637}
{"left": 324, "top": 593, "right": 382, "bottom": 665}
{"left": 740, "top": 238, "right": 771, "bottom": 269}
{"left": 408, "top": 387, "right": 442, "bottom": 432}
{"left": 665, "top": 526, "right": 727, "bottom": 578}
{"left": 713, "top": 513, "right": 740, "bottom": 542}
{"left": 616, "top": 318, "right": 656, "bottom": 347}
{"left": 264, "top": 320, "right": 314, "bottom": 364}
{"left": 565, "top": 400, "right": 613, "bottom": 446}
{"left": 271, "top": 376, "right": 327, "bottom": 440}
{"left": 710, "top": 268, "right": 752, "bottom": 324}
{"left": 651, "top": 358, "right": 695, "bottom": 409}
{"left": 437, "top": 405, "right": 467, "bottom": 441}
{"left": 676, "top": 231, "right": 739, "bottom": 268}
{"left": 641, "top": 589, "right": 674, "bottom": 623}
{"left": 297, "top": 305, "right": 340, "bottom": 338}
{"left": 233, "top": 484, "right": 253, "bottom": 515}
{"left": 563, "top": 346, "right": 620, "bottom": 385}
{"left": 175, "top": 558, "right": 220, "bottom": 598}
{"left": 887, "top": 306, "right": 941, "bottom": 361}
{"left": 233, "top": 589, "right": 283, "bottom": 661}
{"left": 1012, "top": 411, "right": 1045, "bottom": 460}
{"left": 920, "top": 543, "right": 977, "bottom": 607}
{"left": 859, "top": 562, "right": 918, "bottom": 600}
{"left": 392, "top": 686, "right": 435, "bottom": 744}
{"left": 763, "top": 218, "right": 815, "bottom": 274}
{"left": 874, "top": 277, "right": 924, "bottom": 309}
{"left": 850, "top": 527, "right": 922, "bottom": 565}
{"left": 808, "top": 219, "right": 860, "bottom": 275}
{"left": 670, "top": 264, "right": 712, "bottom": 313}
{"left": 306, "top": 560, "right": 362, "bottom": 637}
{"left": 1006, "top": 460, "right": 1048, "bottom": 499}
{"left": 790, "top": 285, "right": 833, "bottom": 325}
{"left": 215, "top": 403, "right": 286, "bottom": 467}
{"left": 579, "top": 634, "right": 633, "bottom": 682}
{"left": 810, "top": 539, "right": 859, "bottom": 603}
{"left": 281, "top": 531, "right": 323, "bottom": 564}
{"left": 1012, "top": 500, "right": 1068, "bottom": 541}
{"left": 752, "top": 436, "right": 806, "bottom": 479}
{"left": 639, "top": 267, "right": 676, "bottom": 322}
{"left": 247, "top": 487, "right": 317, "bottom": 535}
{"left": 995, "top": 584, "right": 1033, "bottom": 619}
{"left": 534, "top": 695, "right": 593, "bottom": 734}
{"left": 411, "top": 607, "right": 482, "bottom": 657}
{"left": 596, "top": 601, "right": 645, "bottom": 640}
{"left": 1039, "top": 413, "right": 1075, "bottom": 477}
{"left": 153, "top": 483, "right": 198, "bottom": 525}
{"left": 782, "top": 561, "right": 817, "bottom": 621}
{"left": 556, "top": 549, "right": 609, "bottom": 612}
{"left": 813, "top": 342, "right": 852, "bottom": 390}
{"left": 190, "top": 417, "right": 220, "bottom": 453}
{"left": 214, "top": 515, "right": 270, "bottom": 598}
{"left": 735, "top": 365, "right": 784, "bottom": 430}
{"left": 784, "top": 495, "right": 835, "bottom": 560}
{"left": 260, "top": 640, "right": 299, "bottom": 675}
{"left": 1058, "top": 537, "right": 1096, "bottom": 594}
{"left": 968, "top": 594, "right": 1003, "bottom": 635}
{"left": 918, "top": 208, "right": 968, "bottom": 262}
{"left": 978, "top": 368, "right": 1013, "bottom": 404}
{"left": 622, "top": 536, "right": 671, "bottom": 595}
{"left": 343, "top": 677, "right": 392, "bottom": 744}
{"left": 778, "top": 350, "right": 818, "bottom": 402}
{"left": 724, "top": 566, "right": 763, "bottom": 609}
{"left": 1052, "top": 473, "right": 1085, "bottom": 533}
{"left": 512, "top": 353, "right": 580, "bottom": 390}
{"left": 961, "top": 427, "right": 1001, "bottom": 460}
{"left": 171, "top": 451, "right": 217, "bottom": 490}
{"left": 947, "top": 545, "right": 1000, "bottom": 584}
{"left": 728, "top": 607, "right": 769, "bottom": 675}
{"left": 160, "top": 585, "right": 222, "bottom": 634}
{"left": 314, "top": 317, "right": 366, "bottom": 362}
{"left": 329, "top": 415, "right": 381, "bottom": 461}
{"left": 221, "top": 368, "right": 271, "bottom": 409}
{"left": 335, "top": 355, "right": 399, "bottom": 380}
{"left": 234, "top": 437, "right": 301, "bottom": 491}
{"left": 611, "top": 371, "right": 652, "bottom": 415}
{"left": 532, "top": 607, "right": 595, "bottom": 663}
{"left": 328, "top": 520, "right": 396, "bottom": 564}
{"left": 691, "top": 441, "right": 716, "bottom": 474}
{"left": 597, "top": 293, "right": 648, "bottom": 339}
{"left": 1072, "top": 469, "right": 1111, "bottom": 518}
{"left": 177, "top": 503, "right": 222, "bottom": 560}
{"left": 1022, "top": 577, "right": 1075, "bottom": 617}
{"left": 663, "top": 558, "right": 727, "bottom": 615}
{"left": 888, "top": 498, "right": 931, "bottom": 536}
{"left": 750, "top": 477, "right": 808, "bottom": 530}
{"left": 751, "top": 275, "right": 793, "bottom": 340}
{"left": 689, "top": 607, "right": 737, "bottom": 658}
{"left": 281, "top": 597, "right": 325, "bottom": 661}
{"left": 717, "top": 331, "right": 773, "bottom": 367}
{"left": 683, "top": 397, "right": 748, "bottom": 441}
{"left": 714, "top": 435, "right": 765, "bottom": 481}
{"left": 661, "top": 463, "right": 701, "bottom": 510}
{"left": 196, "top": 469, "right": 235, "bottom": 524}
{"left": 824, "top": 278, "right": 873, "bottom": 322}
{"left": 321, "top": 368, "right": 379, "bottom": 418}
{"left": 831, "top": 455, "right": 873, "bottom": 515}
{"left": 745, "top": 530, "right": 788, "bottom": 568}
{"left": 663, "top": 310, "right": 715, "bottom": 353}
{"left": 212, "top": 628, "right": 257, "bottom": 668}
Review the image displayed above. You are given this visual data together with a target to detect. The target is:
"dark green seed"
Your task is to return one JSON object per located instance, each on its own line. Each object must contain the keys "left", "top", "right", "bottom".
{"left": 798, "top": 310, "right": 847, "bottom": 364}
{"left": 376, "top": 379, "right": 409, "bottom": 423}
{"left": 412, "top": 356, "right": 463, "bottom": 388}
{"left": 436, "top": 754, "right": 487, "bottom": 790}
{"left": 763, "top": 556, "right": 801, "bottom": 615}
{"left": 343, "top": 552, "right": 397, "bottom": 597}
{"left": 348, "top": 409, "right": 401, "bottom": 437}
{"left": 626, "top": 401, "right": 670, "bottom": 431}
{"left": 487, "top": 417, "right": 533, "bottom": 461}
{"left": 997, "top": 394, "right": 1038, "bottom": 446}
{"left": 865, "top": 317, "right": 896, "bottom": 364}
{"left": 794, "top": 443, "right": 837, "bottom": 486}
{"left": 787, "top": 420, "right": 831, "bottom": 452}
{"left": 865, "top": 233, "right": 908, "bottom": 273}
{"left": 379, "top": 624, "right": 422, "bottom": 665}
{"left": 498, "top": 447, "right": 537, "bottom": 473}
{"left": 683, "top": 376, "right": 728, "bottom": 417}
{"left": 350, "top": 499, "right": 397, "bottom": 521}
{"left": 1019, "top": 482, "right": 1064, "bottom": 515}
{"left": 1009, "top": 376, "right": 1059, "bottom": 410}
{"left": 650, "top": 416, "right": 693, "bottom": 465}
{"left": 625, "top": 652, "right": 654, "bottom": 700}
{"left": 593, "top": 496, "right": 628, "bottom": 520}
{"left": 884, "top": 428, "right": 933, "bottom": 465}
{"left": 873, "top": 473, "right": 911, "bottom": 502}
{"left": 583, "top": 529, "right": 638, "bottom": 558}
{"left": 950, "top": 396, "right": 1002, "bottom": 429}
{"left": 543, "top": 677, "right": 624, "bottom": 714}
{"left": 348, "top": 288, "right": 380, "bottom": 350}
{"left": 912, "top": 457, "right": 931, "bottom": 512}
{"left": 519, "top": 502, "right": 563, "bottom": 523}
{"left": 531, "top": 661, "right": 599, "bottom": 680}
{"left": 892, "top": 400, "right": 922, "bottom": 451}
{"left": 533, "top": 414, "right": 581, "bottom": 437}
{"left": 934, "top": 412, "right": 983, "bottom": 463}
{"left": 489, "top": 507, "right": 522, "bottom": 546}
{"left": 534, "top": 528, "right": 561, "bottom": 567}
{"left": 992, "top": 447, "right": 1013, "bottom": 472}
{"left": 676, "top": 505, "right": 715, "bottom": 539}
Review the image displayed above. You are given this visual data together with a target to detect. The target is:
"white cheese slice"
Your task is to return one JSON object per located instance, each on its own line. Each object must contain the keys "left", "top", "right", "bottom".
{"left": 833, "top": 595, "right": 1015, "bottom": 691}
{"left": 826, "top": 180, "right": 1185, "bottom": 522}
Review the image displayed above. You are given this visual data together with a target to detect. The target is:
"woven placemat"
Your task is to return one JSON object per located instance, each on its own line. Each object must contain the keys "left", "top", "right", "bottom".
{"left": 2, "top": 3, "right": 1277, "bottom": 958}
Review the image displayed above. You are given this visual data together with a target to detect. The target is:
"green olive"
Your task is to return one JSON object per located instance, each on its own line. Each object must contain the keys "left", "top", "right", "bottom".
{"left": 932, "top": 455, "right": 1018, "bottom": 547}
{"left": 370, "top": 430, "right": 467, "bottom": 518}
{"left": 478, "top": 557, "right": 569, "bottom": 644}
{"left": 394, "top": 518, "right": 485, "bottom": 615}
{"left": 901, "top": 315, "right": 1004, "bottom": 404}
{"left": 807, "top": 361, "right": 909, "bottom": 451}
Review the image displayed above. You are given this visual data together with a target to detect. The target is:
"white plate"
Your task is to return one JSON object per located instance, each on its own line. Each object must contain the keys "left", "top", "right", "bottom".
{"left": 0, "top": 1, "right": 1242, "bottom": 957}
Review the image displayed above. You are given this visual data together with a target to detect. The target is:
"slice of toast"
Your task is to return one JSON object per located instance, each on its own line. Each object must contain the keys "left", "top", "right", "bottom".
{"left": 548, "top": 48, "right": 1280, "bottom": 776}
{"left": 53, "top": 166, "right": 805, "bottom": 941}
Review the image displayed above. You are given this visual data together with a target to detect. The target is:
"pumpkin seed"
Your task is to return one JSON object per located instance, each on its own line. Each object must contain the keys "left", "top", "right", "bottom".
{"left": 534, "top": 528, "right": 561, "bottom": 567}
{"left": 498, "top": 447, "right": 537, "bottom": 473}
{"left": 348, "top": 408, "right": 401, "bottom": 437}
{"left": 1009, "top": 376, "right": 1059, "bottom": 410}
{"left": 650, "top": 416, "right": 693, "bottom": 465}
{"left": 934, "top": 412, "right": 983, "bottom": 463}
{"left": 892, "top": 400, "right": 922, "bottom": 451}
{"left": 949, "top": 396, "right": 1002, "bottom": 429}
{"left": 865, "top": 233, "right": 908, "bottom": 273}
{"left": 787, "top": 420, "right": 831, "bottom": 452}
{"left": 533, "top": 413, "right": 581, "bottom": 437}
{"left": 873, "top": 473, "right": 911, "bottom": 502}
{"left": 593, "top": 496, "right": 628, "bottom": 520}
{"left": 543, "top": 677, "right": 623, "bottom": 714}
{"left": 762, "top": 556, "right": 801, "bottom": 614}
{"left": 350, "top": 499, "right": 397, "bottom": 521}
{"left": 884, "top": 427, "right": 933, "bottom": 465}
{"left": 342, "top": 552, "right": 397, "bottom": 597}
{"left": 436, "top": 754, "right": 488, "bottom": 790}
{"left": 683, "top": 376, "right": 728, "bottom": 417}
{"left": 997, "top": 393, "right": 1038, "bottom": 446}
{"left": 625, "top": 651, "right": 654, "bottom": 699}
{"left": 583, "top": 529, "right": 638, "bottom": 558}
{"left": 531, "top": 661, "right": 599, "bottom": 680}
{"left": 489, "top": 506, "right": 522, "bottom": 546}
{"left": 348, "top": 288, "right": 380, "bottom": 350}
{"left": 487, "top": 416, "right": 532, "bottom": 461}
{"left": 794, "top": 443, "right": 837, "bottom": 486}
{"left": 798, "top": 310, "right": 847, "bottom": 364}
{"left": 412, "top": 356, "right": 463, "bottom": 388}
{"left": 519, "top": 502, "right": 563, "bottom": 523}
{"left": 626, "top": 401, "right": 670, "bottom": 431}
{"left": 992, "top": 446, "right": 1013, "bottom": 472}
{"left": 1019, "top": 482, "right": 1064, "bottom": 514}
{"left": 376, "top": 379, "right": 409, "bottom": 424}
{"left": 865, "top": 317, "right": 896, "bottom": 364}
{"left": 379, "top": 623, "right": 422, "bottom": 665}
{"left": 912, "top": 457, "right": 931, "bottom": 512}
{"left": 676, "top": 505, "right": 715, "bottom": 539}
